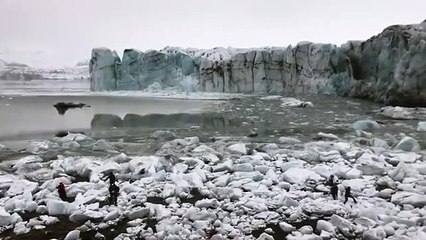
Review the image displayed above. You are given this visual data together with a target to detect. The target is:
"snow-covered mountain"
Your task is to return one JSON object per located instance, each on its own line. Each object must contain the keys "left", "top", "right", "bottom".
{"left": 0, "top": 59, "right": 89, "bottom": 81}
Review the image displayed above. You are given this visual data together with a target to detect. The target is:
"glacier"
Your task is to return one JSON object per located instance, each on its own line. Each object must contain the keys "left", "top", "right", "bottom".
{"left": 90, "top": 20, "right": 426, "bottom": 107}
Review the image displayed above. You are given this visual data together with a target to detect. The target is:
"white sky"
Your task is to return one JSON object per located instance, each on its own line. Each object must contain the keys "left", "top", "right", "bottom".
{"left": 0, "top": 0, "right": 425, "bottom": 68}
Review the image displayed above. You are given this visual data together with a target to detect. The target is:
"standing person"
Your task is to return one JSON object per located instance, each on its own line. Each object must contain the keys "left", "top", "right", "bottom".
{"left": 344, "top": 186, "right": 357, "bottom": 204}
{"left": 57, "top": 182, "right": 67, "bottom": 201}
{"left": 109, "top": 183, "right": 119, "bottom": 206}
{"left": 330, "top": 183, "right": 339, "bottom": 200}
{"left": 102, "top": 172, "right": 116, "bottom": 186}
{"left": 326, "top": 174, "right": 336, "bottom": 187}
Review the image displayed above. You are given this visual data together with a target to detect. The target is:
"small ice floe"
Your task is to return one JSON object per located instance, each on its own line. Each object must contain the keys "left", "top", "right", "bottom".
{"left": 150, "top": 130, "right": 176, "bottom": 141}
{"left": 417, "top": 121, "right": 426, "bottom": 132}
{"left": 92, "top": 139, "right": 116, "bottom": 152}
{"left": 25, "top": 140, "right": 58, "bottom": 154}
{"left": 352, "top": 119, "right": 380, "bottom": 132}
{"left": 278, "top": 137, "right": 301, "bottom": 144}
{"left": 317, "top": 132, "right": 339, "bottom": 141}
{"left": 260, "top": 95, "right": 282, "bottom": 100}
{"left": 280, "top": 97, "right": 313, "bottom": 108}
{"left": 0, "top": 143, "right": 7, "bottom": 151}
{"left": 379, "top": 106, "right": 415, "bottom": 119}
{"left": 379, "top": 106, "right": 426, "bottom": 120}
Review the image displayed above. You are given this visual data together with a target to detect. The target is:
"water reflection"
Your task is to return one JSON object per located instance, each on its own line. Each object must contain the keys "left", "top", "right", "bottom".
{"left": 91, "top": 114, "right": 123, "bottom": 129}
{"left": 91, "top": 112, "right": 243, "bottom": 131}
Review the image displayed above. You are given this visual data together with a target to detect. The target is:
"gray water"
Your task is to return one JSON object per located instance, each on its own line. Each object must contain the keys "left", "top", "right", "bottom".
{"left": 0, "top": 79, "right": 424, "bottom": 151}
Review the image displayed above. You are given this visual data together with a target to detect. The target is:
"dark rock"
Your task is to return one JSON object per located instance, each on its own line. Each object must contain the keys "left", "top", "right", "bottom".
{"left": 53, "top": 102, "right": 90, "bottom": 115}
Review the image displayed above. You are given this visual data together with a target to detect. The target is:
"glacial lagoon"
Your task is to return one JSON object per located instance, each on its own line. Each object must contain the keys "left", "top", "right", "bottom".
{"left": 0, "top": 79, "right": 425, "bottom": 239}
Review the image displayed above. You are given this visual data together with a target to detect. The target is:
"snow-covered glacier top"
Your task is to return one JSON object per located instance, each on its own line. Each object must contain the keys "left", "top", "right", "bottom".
{"left": 160, "top": 46, "right": 292, "bottom": 62}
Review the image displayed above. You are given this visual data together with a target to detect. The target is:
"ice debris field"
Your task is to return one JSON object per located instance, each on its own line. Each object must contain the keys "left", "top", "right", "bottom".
{"left": 0, "top": 105, "right": 426, "bottom": 240}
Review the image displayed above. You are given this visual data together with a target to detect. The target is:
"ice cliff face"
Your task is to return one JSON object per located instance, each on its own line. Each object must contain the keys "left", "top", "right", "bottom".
{"left": 90, "top": 21, "right": 426, "bottom": 106}
{"left": 343, "top": 21, "right": 426, "bottom": 106}
{"left": 0, "top": 60, "right": 89, "bottom": 81}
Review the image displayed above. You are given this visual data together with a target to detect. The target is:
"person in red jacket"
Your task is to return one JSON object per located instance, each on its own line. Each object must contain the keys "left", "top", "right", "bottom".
{"left": 57, "top": 182, "right": 67, "bottom": 201}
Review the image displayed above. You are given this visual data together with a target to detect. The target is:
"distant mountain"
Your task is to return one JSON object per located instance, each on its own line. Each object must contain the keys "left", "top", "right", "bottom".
{"left": 0, "top": 59, "right": 89, "bottom": 81}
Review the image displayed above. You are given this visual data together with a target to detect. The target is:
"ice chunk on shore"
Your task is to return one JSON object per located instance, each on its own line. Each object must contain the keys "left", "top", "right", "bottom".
{"left": 227, "top": 143, "right": 247, "bottom": 155}
{"left": 96, "top": 161, "right": 121, "bottom": 174}
{"left": 127, "top": 207, "right": 150, "bottom": 220}
{"left": 64, "top": 230, "right": 80, "bottom": 240}
{"left": 386, "top": 152, "right": 420, "bottom": 164}
{"left": 212, "top": 159, "right": 233, "bottom": 172}
{"left": 69, "top": 209, "right": 103, "bottom": 222}
{"left": 282, "top": 168, "right": 322, "bottom": 184}
{"left": 92, "top": 139, "right": 116, "bottom": 151}
{"left": 302, "top": 199, "right": 342, "bottom": 215}
{"left": 195, "top": 199, "right": 219, "bottom": 209}
{"left": 14, "top": 222, "right": 30, "bottom": 235}
{"left": 8, "top": 155, "right": 42, "bottom": 171}
{"left": 391, "top": 191, "right": 426, "bottom": 208}
{"left": 395, "top": 137, "right": 421, "bottom": 152}
{"left": 279, "top": 221, "right": 296, "bottom": 232}
{"left": 26, "top": 140, "right": 58, "bottom": 154}
{"left": 183, "top": 207, "right": 217, "bottom": 221}
{"left": 0, "top": 174, "right": 18, "bottom": 189}
{"left": 257, "top": 233, "right": 275, "bottom": 240}
{"left": 62, "top": 141, "right": 80, "bottom": 149}
{"left": 0, "top": 207, "right": 11, "bottom": 226}
{"left": 6, "top": 180, "right": 38, "bottom": 196}
{"left": 46, "top": 200, "right": 76, "bottom": 215}
{"left": 370, "top": 138, "right": 389, "bottom": 148}
{"left": 234, "top": 163, "right": 253, "bottom": 172}
{"left": 356, "top": 152, "right": 388, "bottom": 175}
{"left": 317, "top": 220, "right": 335, "bottom": 233}
{"left": 389, "top": 162, "right": 417, "bottom": 182}
{"left": 330, "top": 214, "right": 358, "bottom": 237}
{"left": 62, "top": 133, "right": 90, "bottom": 142}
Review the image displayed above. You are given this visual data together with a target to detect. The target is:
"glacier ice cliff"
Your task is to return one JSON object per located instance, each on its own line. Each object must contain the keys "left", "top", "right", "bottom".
{"left": 90, "top": 21, "right": 426, "bottom": 106}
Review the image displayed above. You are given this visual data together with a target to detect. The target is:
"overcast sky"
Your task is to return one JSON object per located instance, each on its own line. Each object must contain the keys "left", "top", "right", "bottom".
{"left": 0, "top": 0, "right": 425, "bottom": 68}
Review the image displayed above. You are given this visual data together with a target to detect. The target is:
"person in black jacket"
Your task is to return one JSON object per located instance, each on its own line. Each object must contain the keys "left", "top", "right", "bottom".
{"left": 102, "top": 172, "right": 116, "bottom": 186}
{"left": 109, "top": 183, "right": 119, "bottom": 206}
{"left": 344, "top": 186, "right": 357, "bottom": 204}
{"left": 330, "top": 183, "right": 338, "bottom": 200}
{"left": 326, "top": 174, "right": 335, "bottom": 187}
